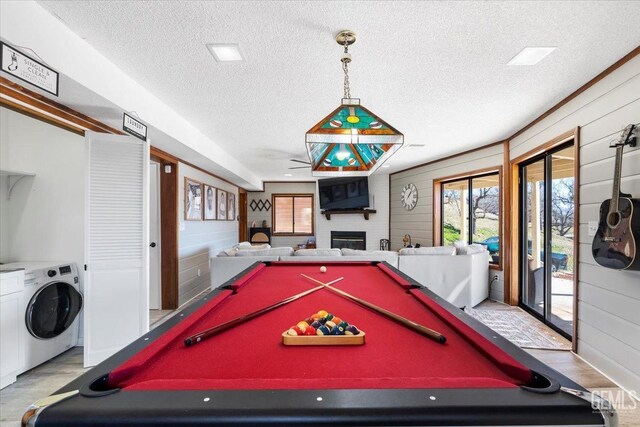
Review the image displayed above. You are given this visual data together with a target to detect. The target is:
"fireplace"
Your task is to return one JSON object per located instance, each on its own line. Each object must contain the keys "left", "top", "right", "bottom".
{"left": 331, "top": 231, "right": 366, "bottom": 250}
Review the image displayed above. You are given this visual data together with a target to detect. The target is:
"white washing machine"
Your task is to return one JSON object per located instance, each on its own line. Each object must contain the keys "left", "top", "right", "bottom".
{"left": 1, "top": 262, "right": 82, "bottom": 372}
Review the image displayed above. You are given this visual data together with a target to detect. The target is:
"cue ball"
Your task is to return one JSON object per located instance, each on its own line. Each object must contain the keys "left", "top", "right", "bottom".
{"left": 320, "top": 266, "right": 327, "bottom": 273}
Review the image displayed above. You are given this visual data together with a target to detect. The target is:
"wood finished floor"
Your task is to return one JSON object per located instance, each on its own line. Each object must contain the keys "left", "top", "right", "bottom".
{"left": 2, "top": 302, "right": 638, "bottom": 426}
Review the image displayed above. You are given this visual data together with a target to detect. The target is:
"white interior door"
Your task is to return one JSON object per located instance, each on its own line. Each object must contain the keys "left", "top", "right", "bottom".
{"left": 149, "top": 161, "right": 161, "bottom": 310}
{"left": 84, "top": 131, "right": 149, "bottom": 367}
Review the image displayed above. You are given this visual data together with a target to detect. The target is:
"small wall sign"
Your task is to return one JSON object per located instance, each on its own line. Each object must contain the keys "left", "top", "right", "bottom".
{"left": 123, "top": 113, "right": 147, "bottom": 141}
{"left": 1, "top": 42, "right": 59, "bottom": 96}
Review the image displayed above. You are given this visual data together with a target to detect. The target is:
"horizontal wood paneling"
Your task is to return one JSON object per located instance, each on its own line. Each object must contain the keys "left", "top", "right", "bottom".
{"left": 510, "top": 53, "right": 640, "bottom": 392}
{"left": 391, "top": 148, "right": 503, "bottom": 252}
{"left": 178, "top": 163, "right": 238, "bottom": 306}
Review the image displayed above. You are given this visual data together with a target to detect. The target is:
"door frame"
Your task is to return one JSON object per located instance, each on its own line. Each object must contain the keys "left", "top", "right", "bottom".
{"left": 238, "top": 189, "right": 247, "bottom": 242}
{"left": 508, "top": 128, "right": 580, "bottom": 351}
{"left": 150, "top": 147, "right": 179, "bottom": 310}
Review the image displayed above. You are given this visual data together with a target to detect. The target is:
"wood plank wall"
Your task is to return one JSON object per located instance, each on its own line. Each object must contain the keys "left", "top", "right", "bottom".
{"left": 509, "top": 54, "right": 640, "bottom": 393}
{"left": 390, "top": 143, "right": 506, "bottom": 302}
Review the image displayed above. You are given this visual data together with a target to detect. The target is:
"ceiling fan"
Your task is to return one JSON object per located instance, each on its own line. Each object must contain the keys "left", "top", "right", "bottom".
{"left": 288, "top": 159, "right": 311, "bottom": 170}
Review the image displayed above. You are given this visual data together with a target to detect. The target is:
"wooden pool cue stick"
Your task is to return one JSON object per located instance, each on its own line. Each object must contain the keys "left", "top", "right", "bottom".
{"left": 184, "top": 277, "right": 345, "bottom": 347}
{"left": 301, "top": 274, "right": 446, "bottom": 344}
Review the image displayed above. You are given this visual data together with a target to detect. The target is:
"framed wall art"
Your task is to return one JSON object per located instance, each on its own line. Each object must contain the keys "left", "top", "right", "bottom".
{"left": 227, "top": 192, "right": 236, "bottom": 221}
{"left": 184, "top": 178, "right": 203, "bottom": 221}
{"left": 203, "top": 184, "right": 217, "bottom": 220}
{"left": 217, "top": 189, "right": 227, "bottom": 220}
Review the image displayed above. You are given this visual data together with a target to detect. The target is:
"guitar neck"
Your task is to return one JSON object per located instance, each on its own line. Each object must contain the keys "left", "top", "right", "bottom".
{"left": 609, "top": 145, "right": 624, "bottom": 213}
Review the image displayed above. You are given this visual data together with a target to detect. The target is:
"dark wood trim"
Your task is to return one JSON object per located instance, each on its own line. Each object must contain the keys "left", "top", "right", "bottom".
{"left": 148, "top": 146, "right": 243, "bottom": 191}
{"left": 508, "top": 46, "right": 640, "bottom": 142}
{"left": 432, "top": 181, "right": 441, "bottom": 247}
{"left": 0, "top": 76, "right": 124, "bottom": 135}
{"left": 150, "top": 146, "right": 180, "bottom": 163}
{"left": 150, "top": 151, "right": 179, "bottom": 310}
{"left": 238, "top": 189, "right": 248, "bottom": 242}
{"left": 511, "top": 129, "right": 576, "bottom": 165}
{"left": 322, "top": 209, "right": 376, "bottom": 221}
{"left": 503, "top": 141, "right": 512, "bottom": 303}
{"left": 433, "top": 166, "right": 503, "bottom": 270}
{"left": 391, "top": 140, "right": 505, "bottom": 176}
{"left": 433, "top": 166, "right": 502, "bottom": 184}
{"left": 1, "top": 101, "right": 84, "bottom": 136}
{"left": 271, "top": 193, "right": 315, "bottom": 236}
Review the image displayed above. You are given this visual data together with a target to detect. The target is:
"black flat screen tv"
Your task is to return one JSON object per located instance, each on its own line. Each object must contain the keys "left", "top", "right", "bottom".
{"left": 318, "top": 177, "right": 369, "bottom": 210}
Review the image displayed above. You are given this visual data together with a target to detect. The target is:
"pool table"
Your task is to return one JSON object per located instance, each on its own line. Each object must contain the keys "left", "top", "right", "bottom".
{"left": 23, "top": 261, "right": 615, "bottom": 426}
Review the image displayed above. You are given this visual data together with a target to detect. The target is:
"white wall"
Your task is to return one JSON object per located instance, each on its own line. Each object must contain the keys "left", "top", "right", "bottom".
{"left": 178, "top": 163, "right": 238, "bottom": 306}
{"left": 510, "top": 54, "right": 640, "bottom": 393}
{"left": 316, "top": 173, "right": 390, "bottom": 251}
{"left": 248, "top": 176, "right": 390, "bottom": 251}
{"left": 0, "top": 107, "right": 85, "bottom": 281}
{"left": 390, "top": 144, "right": 505, "bottom": 302}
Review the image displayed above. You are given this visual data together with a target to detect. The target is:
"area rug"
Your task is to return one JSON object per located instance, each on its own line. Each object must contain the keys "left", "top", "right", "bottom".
{"left": 464, "top": 307, "right": 571, "bottom": 350}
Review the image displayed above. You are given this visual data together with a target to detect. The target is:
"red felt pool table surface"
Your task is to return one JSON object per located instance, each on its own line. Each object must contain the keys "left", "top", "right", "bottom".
{"left": 108, "top": 262, "right": 532, "bottom": 391}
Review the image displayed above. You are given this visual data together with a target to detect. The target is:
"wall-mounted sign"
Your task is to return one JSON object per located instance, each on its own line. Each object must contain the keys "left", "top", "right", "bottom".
{"left": 1, "top": 42, "right": 59, "bottom": 96}
{"left": 123, "top": 113, "right": 147, "bottom": 141}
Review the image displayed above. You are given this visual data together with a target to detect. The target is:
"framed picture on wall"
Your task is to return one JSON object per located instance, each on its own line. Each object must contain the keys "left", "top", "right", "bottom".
{"left": 203, "top": 185, "right": 216, "bottom": 220}
{"left": 217, "top": 189, "right": 227, "bottom": 220}
{"left": 184, "top": 178, "right": 203, "bottom": 221}
{"left": 227, "top": 193, "right": 236, "bottom": 221}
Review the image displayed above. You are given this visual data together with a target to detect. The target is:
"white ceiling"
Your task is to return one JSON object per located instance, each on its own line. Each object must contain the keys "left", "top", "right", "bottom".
{"left": 37, "top": 1, "right": 640, "bottom": 181}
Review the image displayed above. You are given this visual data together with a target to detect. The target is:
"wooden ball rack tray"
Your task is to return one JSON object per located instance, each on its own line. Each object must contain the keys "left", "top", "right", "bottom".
{"left": 282, "top": 330, "right": 365, "bottom": 346}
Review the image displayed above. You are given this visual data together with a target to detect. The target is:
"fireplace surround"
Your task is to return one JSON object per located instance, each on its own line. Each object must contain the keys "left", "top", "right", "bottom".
{"left": 331, "top": 231, "right": 366, "bottom": 250}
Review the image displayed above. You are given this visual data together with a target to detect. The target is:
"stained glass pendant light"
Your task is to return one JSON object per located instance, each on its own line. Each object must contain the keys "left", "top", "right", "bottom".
{"left": 305, "top": 31, "right": 403, "bottom": 176}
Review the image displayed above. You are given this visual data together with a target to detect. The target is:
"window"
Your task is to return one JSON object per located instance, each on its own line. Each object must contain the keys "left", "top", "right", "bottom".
{"left": 272, "top": 194, "right": 314, "bottom": 235}
{"left": 439, "top": 170, "right": 501, "bottom": 266}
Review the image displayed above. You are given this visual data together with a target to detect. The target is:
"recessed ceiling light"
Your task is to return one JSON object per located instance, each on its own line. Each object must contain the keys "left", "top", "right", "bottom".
{"left": 206, "top": 44, "right": 244, "bottom": 62}
{"left": 284, "top": 173, "right": 293, "bottom": 177}
{"left": 507, "top": 47, "right": 556, "bottom": 66}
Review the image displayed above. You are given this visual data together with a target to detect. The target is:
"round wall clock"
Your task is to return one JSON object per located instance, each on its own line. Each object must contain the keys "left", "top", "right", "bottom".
{"left": 401, "top": 183, "right": 418, "bottom": 211}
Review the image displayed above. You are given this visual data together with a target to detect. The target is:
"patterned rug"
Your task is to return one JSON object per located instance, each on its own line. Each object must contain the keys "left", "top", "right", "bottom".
{"left": 464, "top": 307, "right": 571, "bottom": 350}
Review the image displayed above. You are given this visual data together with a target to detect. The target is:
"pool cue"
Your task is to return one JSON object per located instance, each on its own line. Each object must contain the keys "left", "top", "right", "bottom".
{"left": 184, "top": 277, "right": 345, "bottom": 347}
{"left": 301, "top": 274, "right": 446, "bottom": 344}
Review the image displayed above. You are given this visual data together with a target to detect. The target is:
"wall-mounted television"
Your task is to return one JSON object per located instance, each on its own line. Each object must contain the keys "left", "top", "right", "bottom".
{"left": 318, "top": 177, "right": 369, "bottom": 210}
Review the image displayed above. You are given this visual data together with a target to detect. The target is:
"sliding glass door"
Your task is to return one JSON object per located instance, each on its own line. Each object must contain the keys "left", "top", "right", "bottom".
{"left": 519, "top": 143, "right": 575, "bottom": 339}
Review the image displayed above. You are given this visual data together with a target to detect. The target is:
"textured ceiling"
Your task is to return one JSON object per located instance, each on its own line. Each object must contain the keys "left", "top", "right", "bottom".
{"left": 38, "top": 1, "right": 640, "bottom": 180}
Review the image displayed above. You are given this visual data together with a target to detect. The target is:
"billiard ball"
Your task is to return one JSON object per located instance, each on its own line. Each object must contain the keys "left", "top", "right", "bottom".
{"left": 320, "top": 266, "right": 327, "bottom": 273}
{"left": 325, "top": 321, "right": 336, "bottom": 329}
{"left": 310, "top": 320, "right": 322, "bottom": 329}
{"left": 316, "top": 325, "right": 331, "bottom": 336}
{"left": 287, "top": 325, "right": 304, "bottom": 336}
{"left": 345, "top": 325, "right": 359, "bottom": 335}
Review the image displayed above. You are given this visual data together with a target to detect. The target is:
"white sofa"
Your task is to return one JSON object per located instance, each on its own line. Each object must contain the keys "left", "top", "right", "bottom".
{"left": 397, "top": 245, "right": 489, "bottom": 308}
{"left": 210, "top": 247, "right": 398, "bottom": 289}
{"left": 210, "top": 244, "right": 489, "bottom": 308}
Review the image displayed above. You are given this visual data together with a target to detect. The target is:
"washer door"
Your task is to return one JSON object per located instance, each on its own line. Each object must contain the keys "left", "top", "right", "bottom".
{"left": 26, "top": 282, "right": 83, "bottom": 339}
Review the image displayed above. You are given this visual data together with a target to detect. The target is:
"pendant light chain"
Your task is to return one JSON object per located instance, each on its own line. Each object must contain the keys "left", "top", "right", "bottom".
{"left": 341, "top": 41, "right": 351, "bottom": 99}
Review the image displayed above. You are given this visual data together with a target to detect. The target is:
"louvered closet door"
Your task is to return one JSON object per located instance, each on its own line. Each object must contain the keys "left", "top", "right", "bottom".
{"left": 84, "top": 131, "right": 149, "bottom": 367}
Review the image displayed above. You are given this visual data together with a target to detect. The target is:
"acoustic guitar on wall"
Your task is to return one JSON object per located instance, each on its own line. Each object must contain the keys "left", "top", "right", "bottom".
{"left": 592, "top": 124, "right": 640, "bottom": 271}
